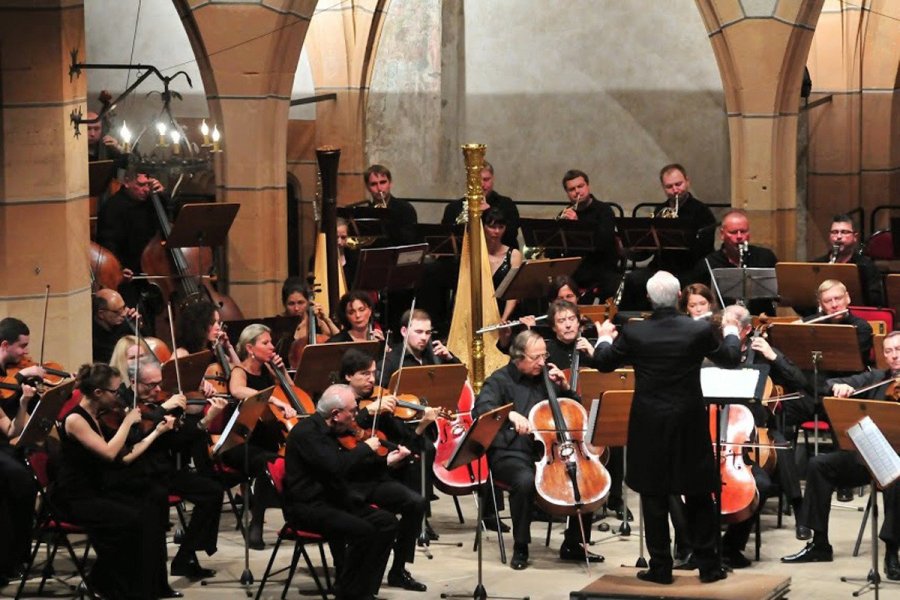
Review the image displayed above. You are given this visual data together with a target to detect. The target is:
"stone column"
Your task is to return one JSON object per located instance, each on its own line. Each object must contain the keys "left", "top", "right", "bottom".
{"left": 695, "top": 0, "right": 824, "bottom": 260}
{"left": 176, "top": 1, "right": 315, "bottom": 317}
{"left": 0, "top": 2, "right": 91, "bottom": 367}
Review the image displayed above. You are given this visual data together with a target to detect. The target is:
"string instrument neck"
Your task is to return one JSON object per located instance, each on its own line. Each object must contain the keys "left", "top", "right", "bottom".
{"left": 270, "top": 361, "right": 307, "bottom": 415}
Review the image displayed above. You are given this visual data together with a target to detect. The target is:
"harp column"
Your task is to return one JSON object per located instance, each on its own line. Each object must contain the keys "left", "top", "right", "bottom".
{"left": 462, "top": 144, "right": 487, "bottom": 392}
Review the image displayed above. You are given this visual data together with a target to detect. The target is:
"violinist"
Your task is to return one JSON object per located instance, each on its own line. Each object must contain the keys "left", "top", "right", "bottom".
{"left": 327, "top": 290, "right": 386, "bottom": 344}
{"left": 783, "top": 330, "right": 900, "bottom": 581}
{"left": 225, "top": 323, "right": 291, "bottom": 550}
{"left": 0, "top": 318, "right": 37, "bottom": 586}
{"left": 283, "top": 384, "right": 402, "bottom": 600}
{"left": 118, "top": 358, "right": 226, "bottom": 581}
{"left": 709, "top": 305, "right": 807, "bottom": 567}
{"left": 811, "top": 215, "right": 883, "bottom": 308}
{"left": 592, "top": 271, "right": 742, "bottom": 585}
{"left": 678, "top": 283, "right": 717, "bottom": 320}
{"left": 52, "top": 363, "right": 176, "bottom": 599}
{"left": 340, "top": 349, "right": 431, "bottom": 592}
{"left": 92, "top": 288, "right": 141, "bottom": 363}
{"left": 0, "top": 317, "right": 45, "bottom": 416}
{"left": 472, "top": 330, "right": 600, "bottom": 570}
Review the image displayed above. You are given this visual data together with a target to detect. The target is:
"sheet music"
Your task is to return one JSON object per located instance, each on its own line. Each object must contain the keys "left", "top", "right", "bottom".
{"left": 847, "top": 416, "right": 900, "bottom": 489}
{"left": 587, "top": 398, "right": 601, "bottom": 444}
{"left": 700, "top": 367, "right": 762, "bottom": 400}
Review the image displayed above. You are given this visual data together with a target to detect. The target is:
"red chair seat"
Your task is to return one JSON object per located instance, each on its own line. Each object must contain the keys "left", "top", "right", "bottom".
{"left": 279, "top": 527, "right": 324, "bottom": 542}
{"left": 799, "top": 420, "right": 830, "bottom": 432}
{"left": 44, "top": 519, "right": 86, "bottom": 534}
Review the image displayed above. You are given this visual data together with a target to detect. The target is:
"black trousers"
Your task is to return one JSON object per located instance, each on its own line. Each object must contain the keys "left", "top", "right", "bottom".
{"left": 362, "top": 478, "right": 427, "bottom": 565}
{"left": 642, "top": 492, "right": 718, "bottom": 575}
{"left": 169, "top": 469, "right": 224, "bottom": 556}
{"left": 0, "top": 447, "right": 36, "bottom": 574}
{"left": 491, "top": 453, "right": 593, "bottom": 547}
{"left": 284, "top": 501, "right": 397, "bottom": 600}
{"left": 801, "top": 449, "right": 899, "bottom": 544}
{"left": 606, "top": 446, "right": 625, "bottom": 506}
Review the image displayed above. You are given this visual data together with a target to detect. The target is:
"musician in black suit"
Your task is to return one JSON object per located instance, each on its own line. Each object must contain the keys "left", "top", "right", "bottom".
{"left": 811, "top": 214, "right": 884, "bottom": 307}
{"left": 358, "top": 164, "right": 418, "bottom": 247}
{"left": 441, "top": 161, "right": 520, "bottom": 248}
{"left": 782, "top": 330, "right": 899, "bottom": 581}
{"left": 472, "top": 330, "right": 601, "bottom": 570}
{"left": 592, "top": 271, "right": 742, "bottom": 584}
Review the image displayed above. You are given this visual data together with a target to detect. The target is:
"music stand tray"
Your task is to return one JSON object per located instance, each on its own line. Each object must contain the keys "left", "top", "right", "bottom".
{"left": 212, "top": 387, "right": 274, "bottom": 456}
{"left": 519, "top": 218, "right": 597, "bottom": 255}
{"left": 767, "top": 323, "right": 864, "bottom": 373}
{"left": 615, "top": 217, "right": 695, "bottom": 253}
{"left": 15, "top": 379, "right": 77, "bottom": 449}
{"left": 160, "top": 350, "right": 212, "bottom": 395}
{"left": 386, "top": 364, "right": 468, "bottom": 414}
{"left": 166, "top": 202, "right": 240, "bottom": 248}
{"left": 823, "top": 397, "right": 900, "bottom": 454}
{"left": 294, "top": 341, "right": 380, "bottom": 398}
{"left": 353, "top": 243, "right": 429, "bottom": 292}
{"left": 576, "top": 368, "right": 635, "bottom": 404}
{"left": 701, "top": 365, "right": 770, "bottom": 406}
{"left": 88, "top": 160, "right": 117, "bottom": 197}
{"left": 590, "top": 390, "right": 633, "bottom": 449}
{"left": 446, "top": 404, "right": 513, "bottom": 471}
{"left": 418, "top": 224, "right": 463, "bottom": 258}
{"left": 495, "top": 257, "right": 581, "bottom": 300}
{"left": 712, "top": 267, "right": 778, "bottom": 301}
{"left": 775, "top": 262, "right": 862, "bottom": 312}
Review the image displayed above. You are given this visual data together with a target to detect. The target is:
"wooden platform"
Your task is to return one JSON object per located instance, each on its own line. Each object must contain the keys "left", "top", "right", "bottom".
{"left": 570, "top": 567, "right": 790, "bottom": 600}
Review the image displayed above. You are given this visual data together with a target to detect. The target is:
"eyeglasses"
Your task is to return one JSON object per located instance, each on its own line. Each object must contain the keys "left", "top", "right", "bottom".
{"left": 138, "top": 380, "right": 162, "bottom": 388}
{"left": 525, "top": 352, "right": 550, "bottom": 361}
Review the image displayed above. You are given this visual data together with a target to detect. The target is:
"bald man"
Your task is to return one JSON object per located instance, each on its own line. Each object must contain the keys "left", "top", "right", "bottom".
{"left": 92, "top": 288, "right": 140, "bottom": 363}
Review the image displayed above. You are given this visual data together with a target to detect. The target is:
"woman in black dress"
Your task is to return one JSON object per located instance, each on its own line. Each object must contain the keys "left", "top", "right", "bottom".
{"left": 53, "top": 363, "right": 177, "bottom": 599}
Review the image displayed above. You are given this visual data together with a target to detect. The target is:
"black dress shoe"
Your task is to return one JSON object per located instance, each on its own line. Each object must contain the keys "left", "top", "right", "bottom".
{"left": 795, "top": 524, "right": 812, "bottom": 540}
{"left": 885, "top": 553, "right": 900, "bottom": 581}
{"left": 387, "top": 568, "right": 426, "bottom": 592}
{"left": 699, "top": 567, "right": 728, "bottom": 583}
{"left": 636, "top": 569, "right": 673, "bottom": 584}
{"left": 482, "top": 516, "right": 511, "bottom": 533}
{"left": 160, "top": 586, "right": 185, "bottom": 598}
{"left": 781, "top": 541, "right": 833, "bottom": 563}
{"left": 837, "top": 487, "right": 854, "bottom": 502}
{"left": 247, "top": 520, "right": 265, "bottom": 550}
{"left": 510, "top": 545, "right": 528, "bottom": 570}
{"left": 559, "top": 543, "right": 604, "bottom": 562}
{"left": 171, "top": 553, "right": 217, "bottom": 580}
{"left": 723, "top": 548, "right": 751, "bottom": 569}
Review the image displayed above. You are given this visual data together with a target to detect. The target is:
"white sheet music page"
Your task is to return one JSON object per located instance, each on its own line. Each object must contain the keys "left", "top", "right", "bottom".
{"left": 701, "top": 367, "right": 760, "bottom": 400}
{"left": 848, "top": 416, "right": 900, "bottom": 489}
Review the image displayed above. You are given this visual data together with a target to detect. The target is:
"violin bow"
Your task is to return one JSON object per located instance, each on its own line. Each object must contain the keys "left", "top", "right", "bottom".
{"left": 369, "top": 328, "right": 394, "bottom": 438}
{"left": 166, "top": 303, "right": 183, "bottom": 395}
{"left": 132, "top": 308, "right": 143, "bottom": 409}
{"left": 39, "top": 285, "right": 50, "bottom": 364}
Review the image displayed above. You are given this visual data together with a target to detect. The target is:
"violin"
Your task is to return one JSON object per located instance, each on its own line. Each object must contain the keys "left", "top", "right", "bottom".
{"left": 364, "top": 387, "right": 452, "bottom": 421}
{"left": 433, "top": 380, "right": 488, "bottom": 495}
{"left": 1, "top": 356, "right": 73, "bottom": 398}
{"left": 336, "top": 420, "right": 416, "bottom": 459}
{"left": 529, "top": 365, "right": 610, "bottom": 516}
{"left": 709, "top": 403, "right": 760, "bottom": 524}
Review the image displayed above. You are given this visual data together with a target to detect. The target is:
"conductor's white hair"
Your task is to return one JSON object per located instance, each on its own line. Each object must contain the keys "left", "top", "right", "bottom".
{"left": 646, "top": 271, "right": 681, "bottom": 309}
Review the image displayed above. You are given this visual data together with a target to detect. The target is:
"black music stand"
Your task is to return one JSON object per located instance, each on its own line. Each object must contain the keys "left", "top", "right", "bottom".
{"left": 712, "top": 267, "right": 778, "bottom": 308}
{"left": 589, "top": 391, "right": 636, "bottom": 542}
{"left": 700, "top": 365, "right": 767, "bottom": 572}
{"left": 519, "top": 218, "right": 596, "bottom": 256}
{"left": 88, "top": 160, "right": 117, "bottom": 198}
{"left": 354, "top": 243, "right": 428, "bottom": 327}
{"left": 418, "top": 223, "right": 464, "bottom": 259}
{"left": 824, "top": 398, "right": 900, "bottom": 598}
{"left": 159, "top": 350, "right": 212, "bottom": 395}
{"left": 166, "top": 203, "right": 240, "bottom": 249}
{"left": 768, "top": 322, "right": 864, "bottom": 455}
{"left": 337, "top": 205, "right": 390, "bottom": 245}
{"left": 615, "top": 217, "right": 696, "bottom": 259}
{"left": 775, "top": 262, "right": 863, "bottom": 312}
{"left": 494, "top": 257, "right": 581, "bottom": 301}
{"left": 293, "top": 341, "right": 379, "bottom": 398}
{"left": 440, "top": 403, "right": 521, "bottom": 600}
{"left": 207, "top": 387, "right": 274, "bottom": 597}
{"left": 15, "top": 379, "right": 76, "bottom": 449}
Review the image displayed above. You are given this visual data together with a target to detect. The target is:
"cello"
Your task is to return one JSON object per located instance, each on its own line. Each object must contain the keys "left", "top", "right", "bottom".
{"left": 708, "top": 402, "right": 760, "bottom": 524}
{"left": 432, "top": 380, "right": 489, "bottom": 495}
{"left": 529, "top": 365, "right": 610, "bottom": 517}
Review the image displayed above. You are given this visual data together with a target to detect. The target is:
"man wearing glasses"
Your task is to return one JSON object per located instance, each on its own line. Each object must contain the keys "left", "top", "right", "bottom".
{"left": 91, "top": 288, "right": 141, "bottom": 362}
{"left": 811, "top": 214, "right": 884, "bottom": 307}
{"left": 472, "top": 330, "right": 600, "bottom": 570}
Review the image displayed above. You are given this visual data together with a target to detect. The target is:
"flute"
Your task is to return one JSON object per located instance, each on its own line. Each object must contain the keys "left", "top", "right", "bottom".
{"left": 802, "top": 308, "right": 849, "bottom": 324}
{"left": 476, "top": 315, "right": 548, "bottom": 334}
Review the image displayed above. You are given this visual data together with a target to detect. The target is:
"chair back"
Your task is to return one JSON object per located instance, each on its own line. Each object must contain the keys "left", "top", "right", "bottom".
{"left": 27, "top": 449, "right": 51, "bottom": 489}
{"left": 864, "top": 230, "right": 894, "bottom": 261}
{"left": 266, "top": 457, "right": 286, "bottom": 496}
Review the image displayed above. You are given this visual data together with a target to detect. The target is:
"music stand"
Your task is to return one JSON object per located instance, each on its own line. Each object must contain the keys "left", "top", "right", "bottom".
{"left": 293, "top": 341, "right": 379, "bottom": 398}
{"left": 885, "top": 275, "right": 900, "bottom": 313}
{"left": 14, "top": 379, "right": 76, "bottom": 449}
{"left": 88, "top": 160, "right": 117, "bottom": 198}
{"left": 823, "top": 398, "right": 900, "bottom": 598}
{"left": 440, "top": 403, "right": 524, "bottom": 600}
{"left": 386, "top": 364, "right": 468, "bottom": 414}
{"left": 576, "top": 369, "right": 635, "bottom": 401}
{"left": 208, "top": 386, "right": 274, "bottom": 596}
{"left": 159, "top": 350, "right": 212, "bottom": 395}
{"left": 775, "top": 262, "right": 863, "bottom": 312}
{"left": 494, "top": 257, "right": 581, "bottom": 301}
{"left": 166, "top": 203, "right": 240, "bottom": 249}
{"left": 712, "top": 267, "right": 778, "bottom": 307}
{"left": 615, "top": 217, "right": 696, "bottom": 256}
{"left": 418, "top": 223, "right": 464, "bottom": 259}
{"left": 768, "top": 322, "right": 864, "bottom": 454}
{"left": 588, "top": 391, "right": 637, "bottom": 543}
{"left": 354, "top": 243, "right": 428, "bottom": 326}
{"left": 337, "top": 205, "right": 390, "bottom": 245}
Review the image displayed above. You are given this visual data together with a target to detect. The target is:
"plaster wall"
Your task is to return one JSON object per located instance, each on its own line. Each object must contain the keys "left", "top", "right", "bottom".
{"left": 366, "top": 0, "right": 730, "bottom": 224}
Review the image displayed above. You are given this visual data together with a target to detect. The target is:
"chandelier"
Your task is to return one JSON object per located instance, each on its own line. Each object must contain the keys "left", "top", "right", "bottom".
{"left": 69, "top": 51, "right": 222, "bottom": 178}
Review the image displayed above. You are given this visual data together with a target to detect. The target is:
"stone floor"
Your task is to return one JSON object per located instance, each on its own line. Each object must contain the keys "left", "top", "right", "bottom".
{"left": 5, "top": 484, "right": 895, "bottom": 599}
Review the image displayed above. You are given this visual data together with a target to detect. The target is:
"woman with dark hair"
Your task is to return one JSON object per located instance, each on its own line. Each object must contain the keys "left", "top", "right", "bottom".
{"left": 548, "top": 275, "right": 581, "bottom": 304}
{"left": 52, "top": 363, "right": 176, "bottom": 599}
{"left": 277, "top": 277, "right": 340, "bottom": 367}
{"left": 175, "top": 301, "right": 240, "bottom": 362}
{"left": 327, "top": 290, "right": 386, "bottom": 343}
{"left": 678, "top": 283, "right": 717, "bottom": 320}
{"left": 484, "top": 207, "right": 523, "bottom": 322}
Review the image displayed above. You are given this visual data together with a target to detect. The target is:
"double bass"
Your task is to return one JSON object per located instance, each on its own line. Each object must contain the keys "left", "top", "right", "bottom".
{"left": 529, "top": 366, "right": 609, "bottom": 517}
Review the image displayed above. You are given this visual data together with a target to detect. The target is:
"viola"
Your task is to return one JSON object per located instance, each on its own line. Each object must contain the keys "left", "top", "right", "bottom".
{"left": 529, "top": 366, "right": 610, "bottom": 516}
{"left": 364, "top": 387, "right": 452, "bottom": 421}
{"left": 709, "top": 403, "right": 760, "bottom": 524}
{"left": 433, "top": 380, "right": 488, "bottom": 495}
{"left": 89, "top": 242, "right": 125, "bottom": 292}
